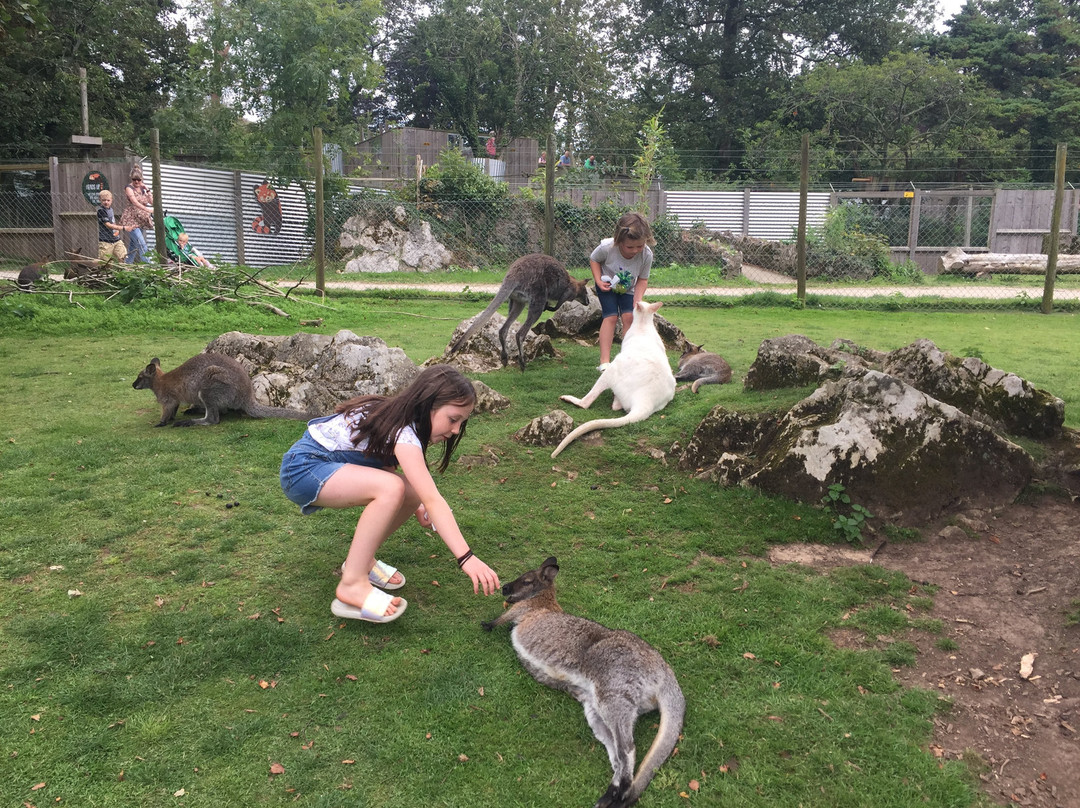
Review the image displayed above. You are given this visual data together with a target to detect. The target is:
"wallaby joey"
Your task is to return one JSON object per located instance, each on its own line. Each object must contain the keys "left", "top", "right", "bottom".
{"left": 133, "top": 353, "right": 310, "bottom": 427}
{"left": 483, "top": 557, "right": 685, "bottom": 808}
{"left": 448, "top": 253, "right": 590, "bottom": 371}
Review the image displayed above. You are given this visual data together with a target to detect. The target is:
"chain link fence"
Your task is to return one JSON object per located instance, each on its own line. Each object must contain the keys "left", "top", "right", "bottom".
{"left": 3, "top": 160, "right": 1079, "bottom": 310}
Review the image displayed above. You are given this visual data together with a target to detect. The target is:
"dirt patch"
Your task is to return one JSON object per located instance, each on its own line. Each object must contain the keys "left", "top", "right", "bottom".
{"left": 771, "top": 493, "right": 1080, "bottom": 807}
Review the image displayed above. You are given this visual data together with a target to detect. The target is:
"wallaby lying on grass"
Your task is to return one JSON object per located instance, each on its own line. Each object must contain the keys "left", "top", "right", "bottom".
{"left": 133, "top": 353, "right": 310, "bottom": 427}
{"left": 448, "top": 253, "right": 590, "bottom": 371}
{"left": 483, "top": 557, "right": 685, "bottom": 808}
{"left": 675, "top": 342, "right": 732, "bottom": 392}
{"left": 551, "top": 299, "right": 676, "bottom": 458}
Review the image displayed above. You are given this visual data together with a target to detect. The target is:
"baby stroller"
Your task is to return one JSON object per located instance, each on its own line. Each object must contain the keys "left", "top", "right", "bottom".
{"left": 162, "top": 215, "right": 213, "bottom": 269}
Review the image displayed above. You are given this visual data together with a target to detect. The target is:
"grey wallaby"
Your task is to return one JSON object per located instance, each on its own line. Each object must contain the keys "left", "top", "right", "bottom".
{"left": 132, "top": 353, "right": 311, "bottom": 427}
{"left": 675, "top": 342, "right": 733, "bottom": 393}
{"left": 448, "top": 253, "right": 590, "bottom": 371}
{"left": 17, "top": 261, "right": 45, "bottom": 291}
{"left": 483, "top": 557, "right": 685, "bottom": 808}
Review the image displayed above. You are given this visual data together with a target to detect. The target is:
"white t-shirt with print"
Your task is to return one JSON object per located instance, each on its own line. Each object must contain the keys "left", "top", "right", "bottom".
{"left": 590, "top": 238, "right": 653, "bottom": 291}
{"left": 307, "top": 410, "right": 421, "bottom": 453}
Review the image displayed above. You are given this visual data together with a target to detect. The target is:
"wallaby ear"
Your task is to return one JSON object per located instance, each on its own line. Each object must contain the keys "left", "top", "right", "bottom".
{"left": 540, "top": 557, "right": 559, "bottom": 582}
{"left": 151, "top": 357, "right": 161, "bottom": 367}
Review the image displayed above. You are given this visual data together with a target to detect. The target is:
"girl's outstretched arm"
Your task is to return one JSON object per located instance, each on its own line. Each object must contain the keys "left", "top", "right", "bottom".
{"left": 396, "top": 444, "right": 500, "bottom": 595}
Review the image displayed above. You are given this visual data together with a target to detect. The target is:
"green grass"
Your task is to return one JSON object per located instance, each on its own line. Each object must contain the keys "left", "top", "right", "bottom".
{"left": 3, "top": 291, "right": 1077, "bottom": 806}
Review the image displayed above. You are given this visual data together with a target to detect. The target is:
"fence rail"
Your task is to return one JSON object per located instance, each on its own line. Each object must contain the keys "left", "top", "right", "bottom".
{"left": 2, "top": 157, "right": 1079, "bottom": 309}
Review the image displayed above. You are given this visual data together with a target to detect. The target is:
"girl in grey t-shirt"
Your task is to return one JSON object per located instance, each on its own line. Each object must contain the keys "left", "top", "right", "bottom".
{"left": 589, "top": 212, "right": 655, "bottom": 368}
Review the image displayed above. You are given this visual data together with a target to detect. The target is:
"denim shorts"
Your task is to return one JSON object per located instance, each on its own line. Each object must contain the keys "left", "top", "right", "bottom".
{"left": 595, "top": 284, "right": 635, "bottom": 318}
{"left": 280, "top": 430, "right": 388, "bottom": 514}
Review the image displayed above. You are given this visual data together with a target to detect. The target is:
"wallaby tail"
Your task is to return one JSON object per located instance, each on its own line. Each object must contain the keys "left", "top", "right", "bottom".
{"left": 625, "top": 684, "right": 685, "bottom": 806}
{"left": 244, "top": 403, "right": 311, "bottom": 420}
{"left": 550, "top": 410, "right": 651, "bottom": 458}
{"left": 448, "top": 291, "right": 511, "bottom": 354}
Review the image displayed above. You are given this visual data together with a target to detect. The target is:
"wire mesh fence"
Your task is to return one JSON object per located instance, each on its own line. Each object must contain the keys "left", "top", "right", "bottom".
{"left": 3, "top": 160, "right": 1079, "bottom": 310}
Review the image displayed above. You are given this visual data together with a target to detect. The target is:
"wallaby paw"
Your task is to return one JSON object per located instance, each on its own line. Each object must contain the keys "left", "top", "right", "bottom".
{"left": 481, "top": 620, "right": 496, "bottom": 632}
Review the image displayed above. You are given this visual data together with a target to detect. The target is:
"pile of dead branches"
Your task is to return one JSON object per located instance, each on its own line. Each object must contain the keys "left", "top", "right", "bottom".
{"left": 3, "top": 255, "right": 325, "bottom": 319}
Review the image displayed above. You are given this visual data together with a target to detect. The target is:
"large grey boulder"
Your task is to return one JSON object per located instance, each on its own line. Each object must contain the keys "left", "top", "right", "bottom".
{"left": 679, "top": 370, "right": 1035, "bottom": 525}
{"left": 339, "top": 206, "right": 453, "bottom": 273}
{"left": 744, "top": 334, "right": 885, "bottom": 391}
{"left": 206, "top": 330, "right": 508, "bottom": 417}
{"left": 882, "top": 339, "right": 1064, "bottom": 439}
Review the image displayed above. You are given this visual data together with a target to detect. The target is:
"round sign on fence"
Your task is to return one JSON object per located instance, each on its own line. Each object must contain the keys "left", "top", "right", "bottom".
{"left": 82, "top": 171, "right": 109, "bottom": 206}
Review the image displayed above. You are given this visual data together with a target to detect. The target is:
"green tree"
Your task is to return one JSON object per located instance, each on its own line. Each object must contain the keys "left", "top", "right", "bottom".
{"left": 383, "top": 0, "right": 617, "bottom": 151}
{"left": 190, "top": 0, "right": 383, "bottom": 178}
{"left": 932, "top": 0, "right": 1080, "bottom": 181}
{"left": 633, "top": 0, "right": 936, "bottom": 175}
{"left": 742, "top": 51, "right": 1021, "bottom": 184}
{"left": 0, "top": 0, "right": 190, "bottom": 155}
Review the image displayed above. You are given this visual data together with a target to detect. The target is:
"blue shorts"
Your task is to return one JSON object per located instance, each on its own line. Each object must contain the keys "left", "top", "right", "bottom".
{"left": 595, "top": 285, "right": 635, "bottom": 318}
{"left": 280, "top": 430, "right": 387, "bottom": 515}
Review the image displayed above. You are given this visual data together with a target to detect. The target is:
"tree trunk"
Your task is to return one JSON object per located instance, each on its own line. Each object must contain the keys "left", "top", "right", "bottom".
{"left": 939, "top": 247, "right": 1080, "bottom": 275}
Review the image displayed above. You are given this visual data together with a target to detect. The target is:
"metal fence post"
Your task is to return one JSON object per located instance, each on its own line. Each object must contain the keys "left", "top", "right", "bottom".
{"left": 796, "top": 133, "right": 808, "bottom": 302}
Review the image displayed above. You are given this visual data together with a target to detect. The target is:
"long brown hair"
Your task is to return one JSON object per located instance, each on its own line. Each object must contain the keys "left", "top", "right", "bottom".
{"left": 335, "top": 364, "right": 476, "bottom": 472}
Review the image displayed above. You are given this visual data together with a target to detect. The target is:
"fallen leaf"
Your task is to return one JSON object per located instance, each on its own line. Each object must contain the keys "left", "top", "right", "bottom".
{"left": 742, "top": 652, "right": 756, "bottom": 660}
{"left": 477, "top": 687, "right": 485, "bottom": 696}
{"left": 259, "top": 680, "right": 270, "bottom": 689}
{"left": 269, "top": 763, "right": 285, "bottom": 775}
{"left": 1019, "top": 652, "right": 1037, "bottom": 680}
{"left": 154, "top": 596, "right": 165, "bottom": 608}
{"left": 247, "top": 613, "right": 261, "bottom": 620}
{"left": 31, "top": 783, "right": 45, "bottom": 791}
{"left": 458, "top": 754, "right": 469, "bottom": 762}
{"left": 662, "top": 497, "right": 673, "bottom": 504}
{"left": 345, "top": 674, "right": 357, "bottom": 681}
{"left": 31, "top": 714, "right": 40, "bottom": 721}
{"left": 173, "top": 788, "right": 186, "bottom": 796}
{"left": 67, "top": 589, "right": 82, "bottom": 598}
{"left": 689, "top": 779, "right": 700, "bottom": 791}
{"left": 342, "top": 759, "right": 355, "bottom": 765}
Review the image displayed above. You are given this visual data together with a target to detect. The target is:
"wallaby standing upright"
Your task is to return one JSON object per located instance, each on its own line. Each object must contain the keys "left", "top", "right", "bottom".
{"left": 483, "top": 557, "right": 685, "bottom": 808}
{"left": 551, "top": 299, "right": 676, "bottom": 458}
{"left": 675, "top": 342, "right": 732, "bottom": 393}
{"left": 448, "top": 253, "right": 590, "bottom": 371}
{"left": 133, "top": 353, "right": 311, "bottom": 427}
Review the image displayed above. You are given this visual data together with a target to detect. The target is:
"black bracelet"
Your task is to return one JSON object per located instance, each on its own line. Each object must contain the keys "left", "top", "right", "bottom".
{"left": 456, "top": 550, "right": 474, "bottom": 569}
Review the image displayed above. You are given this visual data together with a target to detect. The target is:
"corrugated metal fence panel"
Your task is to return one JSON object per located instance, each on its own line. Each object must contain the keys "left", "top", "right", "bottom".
{"left": 239, "top": 171, "right": 313, "bottom": 267}
{"left": 667, "top": 191, "right": 745, "bottom": 231}
{"left": 141, "top": 161, "right": 314, "bottom": 267}
{"left": 146, "top": 161, "right": 239, "bottom": 264}
{"left": 749, "top": 192, "right": 829, "bottom": 240}
{"left": 666, "top": 190, "right": 831, "bottom": 239}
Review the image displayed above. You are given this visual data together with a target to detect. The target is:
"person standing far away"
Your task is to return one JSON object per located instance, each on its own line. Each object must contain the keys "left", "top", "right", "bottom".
{"left": 120, "top": 166, "right": 154, "bottom": 264}
{"left": 538, "top": 150, "right": 547, "bottom": 166}
{"left": 486, "top": 135, "right": 497, "bottom": 157}
{"left": 589, "top": 211, "right": 655, "bottom": 369}
{"left": 97, "top": 190, "right": 128, "bottom": 264}
{"left": 559, "top": 149, "right": 572, "bottom": 168}
{"left": 584, "top": 155, "right": 597, "bottom": 169}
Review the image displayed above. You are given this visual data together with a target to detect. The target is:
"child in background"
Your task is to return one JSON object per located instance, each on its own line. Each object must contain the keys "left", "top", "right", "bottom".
{"left": 280, "top": 365, "right": 500, "bottom": 624}
{"left": 589, "top": 212, "right": 655, "bottom": 369}
{"left": 176, "top": 232, "right": 215, "bottom": 268}
{"left": 97, "top": 191, "right": 128, "bottom": 264}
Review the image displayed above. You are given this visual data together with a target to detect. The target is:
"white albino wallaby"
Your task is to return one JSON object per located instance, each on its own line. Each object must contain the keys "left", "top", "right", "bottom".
{"left": 551, "top": 300, "right": 675, "bottom": 458}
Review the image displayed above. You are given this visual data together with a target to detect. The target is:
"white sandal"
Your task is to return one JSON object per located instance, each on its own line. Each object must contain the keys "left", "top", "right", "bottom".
{"left": 331, "top": 588, "right": 407, "bottom": 624}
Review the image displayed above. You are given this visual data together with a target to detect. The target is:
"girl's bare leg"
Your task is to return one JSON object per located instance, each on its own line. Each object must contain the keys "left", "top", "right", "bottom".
{"left": 315, "top": 466, "right": 419, "bottom": 614}
{"left": 598, "top": 316, "right": 617, "bottom": 364}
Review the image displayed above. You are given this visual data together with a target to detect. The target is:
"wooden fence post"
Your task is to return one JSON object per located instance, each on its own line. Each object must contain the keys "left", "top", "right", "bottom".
{"left": 1042, "top": 143, "right": 1067, "bottom": 314}
{"left": 313, "top": 126, "right": 325, "bottom": 298}
{"left": 544, "top": 132, "right": 555, "bottom": 256}
{"left": 796, "top": 133, "right": 808, "bottom": 302}
{"left": 150, "top": 129, "right": 165, "bottom": 259}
